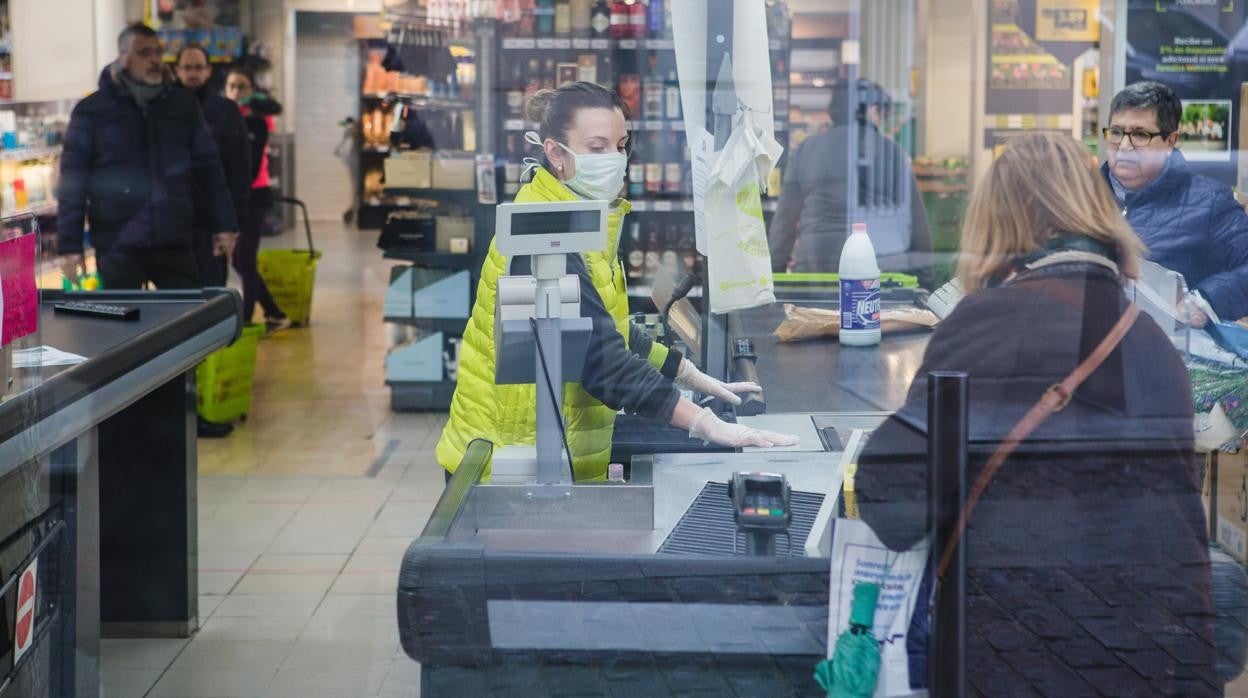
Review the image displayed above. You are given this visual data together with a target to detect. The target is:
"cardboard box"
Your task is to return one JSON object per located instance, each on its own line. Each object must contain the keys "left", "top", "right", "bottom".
{"left": 432, "top": 152, "right": 476, "bottom": 190}
{"left": 384, "top": 151, "right": 433, "bottom": 190}
{"left": 1215, "top": 448, "right": 1248, "bottom": 563}
{"left": 436, "top": 216, "right": 474, "bottom": 253}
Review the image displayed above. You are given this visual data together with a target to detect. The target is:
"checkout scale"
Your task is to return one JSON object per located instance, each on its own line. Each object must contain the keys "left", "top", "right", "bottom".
{"left": 396, "top": 200, "right": 893, "bottom": 694}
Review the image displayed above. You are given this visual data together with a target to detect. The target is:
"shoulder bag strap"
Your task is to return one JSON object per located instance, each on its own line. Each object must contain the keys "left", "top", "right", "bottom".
{"left": 935, "top": 303, "right": 1141, "bottom": 578}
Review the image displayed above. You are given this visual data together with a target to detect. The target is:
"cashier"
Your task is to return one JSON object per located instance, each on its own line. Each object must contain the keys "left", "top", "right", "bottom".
{"left": 436, "top": 82, "right": 798, "bottom": 481}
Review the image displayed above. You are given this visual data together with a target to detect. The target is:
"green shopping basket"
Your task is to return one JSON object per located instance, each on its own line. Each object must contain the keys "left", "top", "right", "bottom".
{"left": 197, "top": 323, "right": 265, "bottom": 423}
{"left": 257, "top": 196, "right": 321, "bottom": 326}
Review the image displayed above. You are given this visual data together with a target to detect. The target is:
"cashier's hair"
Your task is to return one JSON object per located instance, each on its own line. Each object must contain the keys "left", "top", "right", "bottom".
{"left": 525, "top": 82, "right": 630, "bottom": 167}
{"left": 957, "top": 132, "right": 1144, "bottom": 292}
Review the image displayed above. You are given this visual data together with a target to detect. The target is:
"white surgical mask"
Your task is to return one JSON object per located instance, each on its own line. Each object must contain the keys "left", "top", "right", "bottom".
{"left": 525, "top": 131, "right": 627, "bottom": 201}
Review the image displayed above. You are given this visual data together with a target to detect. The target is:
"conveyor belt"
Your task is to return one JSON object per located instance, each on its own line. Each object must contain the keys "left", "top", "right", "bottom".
{"left": 731, "top": 302, "right": 929, "bottom": 413}
{"left": 657, "top": 482, "right": 825, "bottom": 557}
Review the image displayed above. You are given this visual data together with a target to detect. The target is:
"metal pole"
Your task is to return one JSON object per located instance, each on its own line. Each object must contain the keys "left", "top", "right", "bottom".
{"left": 701, "top": 0, "right": 736, "bottom": 382}
{"left": 927, "top": 371, "right": 968, "bottom": 698}
{"left": 533, "top": 255, "right": 567, "bottom": 485}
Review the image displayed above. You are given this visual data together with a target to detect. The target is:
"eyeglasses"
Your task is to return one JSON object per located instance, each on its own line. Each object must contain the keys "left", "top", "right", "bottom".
{"left": 1101, "top": 126, "right": 1166, "bottom": 147}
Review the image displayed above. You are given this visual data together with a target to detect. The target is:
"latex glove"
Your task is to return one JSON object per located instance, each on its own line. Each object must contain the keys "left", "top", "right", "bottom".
{"left": 674, "top": 358, "right": 761, "bottom": 406}
{"left": 688, "top": 407, "right": 798, "bottom": 448}
{"left": 213, "top": 232, "right": 239, "bottom": 259}
{"left": 58, "top": 254, "right": 85, "bottom": 286}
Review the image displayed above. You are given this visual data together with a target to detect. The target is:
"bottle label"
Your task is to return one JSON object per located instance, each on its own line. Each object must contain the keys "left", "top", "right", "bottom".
{"left": 840, "top": 278, "right": 880, "bottom": 331}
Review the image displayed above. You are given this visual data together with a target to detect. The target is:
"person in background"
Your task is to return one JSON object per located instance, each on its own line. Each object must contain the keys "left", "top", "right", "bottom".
{"left": 856, "top": 132, "right": 1218, "bottom": 695}
{"left": 1102, "top": 80, "right": 1248, "bottom": 326}
{"left": 224, "top": 67, "right": 290, "bottom": 335}
{"left": 174, "top": 43, "right": 250, "bottom": 290}
{"left": 768, "top": 78, "right": 932, "bottom": 285}
{"left": 436, "top": 82, "right": 797, "bottom": 482}
{"left": 57, "top": 23, "right": 237, "bottom": 292}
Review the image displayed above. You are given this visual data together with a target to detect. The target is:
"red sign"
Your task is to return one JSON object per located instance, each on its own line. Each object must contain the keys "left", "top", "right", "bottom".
{"left": 0, "top": 233, "right": 36, "bottom": 346}
{"left": 13, "top": 558, "right": 36, "bottom": 664}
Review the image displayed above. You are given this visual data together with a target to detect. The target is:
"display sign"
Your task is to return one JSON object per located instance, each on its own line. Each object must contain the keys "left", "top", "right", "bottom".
{"left": 986, "top": 0, "right": 1097, "bottom": 115}
{"left": 1036, "top": 0, "right": 1101, "bottom": 42}
{"left": 12, "top": 558, "right": 36, "bottom": 667}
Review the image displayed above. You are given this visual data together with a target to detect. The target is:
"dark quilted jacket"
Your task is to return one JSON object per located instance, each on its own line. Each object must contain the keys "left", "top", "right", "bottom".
{"left": 1101, "top": 151, "right": 1248, "bottom": 320}
{"left": 57, "top": 68, "right": 235, "bottom": 255}
{"left": 856, "top": 262, "right": 1219, "bottom": 696}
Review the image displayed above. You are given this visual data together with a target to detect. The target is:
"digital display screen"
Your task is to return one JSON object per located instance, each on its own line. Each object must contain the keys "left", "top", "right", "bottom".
{"left": 511, "top": 210, "right": 601, "bottom": 236}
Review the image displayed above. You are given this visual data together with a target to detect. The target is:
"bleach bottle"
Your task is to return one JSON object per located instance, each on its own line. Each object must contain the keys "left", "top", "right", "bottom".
{"left": 839, "top": 222, "right": 881, "bottom": 346}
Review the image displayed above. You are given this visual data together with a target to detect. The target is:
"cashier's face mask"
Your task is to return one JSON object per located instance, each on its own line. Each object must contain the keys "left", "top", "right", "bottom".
{"left": 525, "top": 131, "right": 627, "bottom": 202}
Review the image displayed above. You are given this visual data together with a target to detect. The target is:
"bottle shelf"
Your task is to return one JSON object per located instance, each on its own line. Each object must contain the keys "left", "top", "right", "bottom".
{"left": 502, "top": 119, "right": 787, "bottom": 132}
{"left": 500, "top": 37, "right": 786, "bottom": 52}
{"left": 361, "top": 93, "right": 473, "bottom": 110}
{"left": 0, "top": 144, "right": 61, "bottom": 161}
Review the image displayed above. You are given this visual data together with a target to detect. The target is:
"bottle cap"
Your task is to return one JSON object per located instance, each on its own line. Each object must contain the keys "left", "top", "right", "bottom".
{"left": 852, "top": 222, "right": 867, "bottom": 234}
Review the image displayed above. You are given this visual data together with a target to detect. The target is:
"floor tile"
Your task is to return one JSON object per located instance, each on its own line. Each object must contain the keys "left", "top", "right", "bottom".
{"left": 100, "top": 638, "right": 188, "bottom": 669}
{"left": 379, "top": 660, "right": 422, "bottom": 697}
{"left": 251, "top": 553, "right": 350, "bottom": 575}
{"left": 198, "top": 570, "right": 244, "bottom": 596}
{"left": 262, "top": 662, "right": 390, "bottom": 697}
{"left": 148, "top": 666, "right": 278, "bottom": 698}
{"left": 196, "top": 616, "right": 311, "bottom": 642}
{"left": 235, "top": 572, "right": 338, "bottom": 595}
{"left": 313, "top": 594, "right": 397, "bottom": 620}
{"left": 355, "top": 536, "right": 417, "bottom": 556}
{"left": 101, "top": 667, "right": 164, "bottom": 697}
{"left": 214, "top": 593, "right": 324, "bottom": 618}
{"left": 170, "top": 639, "right": 295, "bottom": 671}
{"left": 198, "top": 594, "right": 225, "bottom": 622}
{"left": 329, "top": 571, "right": 398, "bottom": 596}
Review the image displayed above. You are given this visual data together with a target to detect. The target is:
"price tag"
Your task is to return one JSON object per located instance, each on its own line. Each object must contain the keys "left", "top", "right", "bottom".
{"left": 647, "top": 39, "right": 674, "bottom": 50}
{"left": 644, "top": 120, "right": 662, "bottom": 131}
{"left": 619, "top": 39, "right": 637, "bottom": 50}
{"left": 590, "top": 39, "right": 609, "bottom": 49}
{"left": 572, "top": 39, "right": 590, "bottom": 49}
{"left": 633, "top": 201, "right": 649, "bottom": 212}
{"left": 672, "top": 121, "right": 685, "bottom": 131}
{"left": 502, "top": 38, "right": 522, "bottom": 49}
{"left": 654, "top": 201, "right": 672, "bottom": 212}
{"left": 1006, "top": 114, "right": 1023, "bottom": 129}
{"left": 537, "top": 38, "right": 556, "bottom": 49}
{"left": 554, "top": 39, "right": 571, "bottom": 49}
{"left": 504, "top": 119, "right": 524, "bottom": 131}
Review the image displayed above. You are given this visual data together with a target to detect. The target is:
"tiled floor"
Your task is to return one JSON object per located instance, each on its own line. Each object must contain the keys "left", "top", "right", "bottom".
{"left": 101, "top": 222, "right": 443, "bottom": 697}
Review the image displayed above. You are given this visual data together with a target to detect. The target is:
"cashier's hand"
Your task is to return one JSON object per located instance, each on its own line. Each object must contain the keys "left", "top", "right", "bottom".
{"left": 213, "top": 232, "right": 239, "bottom": 259}
{"left": 688, "top": 407, "right": 799, "bottom": 449}
{"left": 674, "top": 358, "right": 761, "bottom": 406}
{"left": 58, "top": 254, "right": 85, "bottom": 285}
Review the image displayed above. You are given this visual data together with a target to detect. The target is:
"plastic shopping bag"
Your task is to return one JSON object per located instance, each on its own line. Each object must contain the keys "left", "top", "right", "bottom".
{"left": 704, "top": 114, "right": 783, "bottom": 314}
{"left": 827, "top": 518, "right": 929, "bottom": 697}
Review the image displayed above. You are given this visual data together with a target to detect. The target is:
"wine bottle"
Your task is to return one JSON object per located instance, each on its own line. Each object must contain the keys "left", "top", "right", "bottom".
{"left": 664, "top": 70, "right": 681, "bottom": 119}
{"left": 535, "top": 0, "right": 555, "bottom": 37}
{"left": 627, "top": 220, "right": 645, "bottom": 280}
{"left": 628, "top": 0, "right": 647, "bottom": 39}
{"left": 610, "top": 0, "right": 629, "bottom": 39}
{"left": 554, "top": 0, "right": 571, "bottom": 36}
{"left": 591, "top": 0, "right": 611, "bottom": 37}
{"left": 571, "top": 0, "right": 591, "bottom": 36}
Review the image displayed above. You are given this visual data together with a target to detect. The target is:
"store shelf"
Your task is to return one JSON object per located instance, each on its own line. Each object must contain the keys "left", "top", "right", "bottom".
{"left": 382, "top": 250, "right": 476, "bottom": 269}
{"left": 5, "top": 201, "right": 57, "bottom": 218}
{"left": 362, "top": 144, "right": 391, "bottom": 154}
{"left": 383, "top": 316, "right": 469, "bottom": 333}
{"left": 383, "top": 187, "right": 477, "bottom": 199}
{"left": 0, "top": 144, "right": 61, "bottom": 161}
{"left": 503, "top": 118, "right": 786, "bottom": 132}
{"left": 627, "top": 284, "right": 702, "bottom": 299}
{"left": 628, "top": 199, "right": 779, "bottom": 213}
{"left": 361, "top": 93, "right": 473, "bottom": 110}
{"left": 500, "top": 37, "right": 785, "bottom": 51}
{"left": 388, "top": 379, "right": 457, "bottom": 411}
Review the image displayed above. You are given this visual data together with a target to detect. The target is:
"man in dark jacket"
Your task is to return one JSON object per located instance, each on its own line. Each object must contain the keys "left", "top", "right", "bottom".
{"left": 769, "top": 79, "right": 933, "bottom": 285}
{"left": 57, "top": 23, "right": 237, "bottom": 290}
{"left": 175, "top": 43, "right": 249, "bottom": 287}
{"left": 1101, "top": 81, "right": 1248, "bottom": 325}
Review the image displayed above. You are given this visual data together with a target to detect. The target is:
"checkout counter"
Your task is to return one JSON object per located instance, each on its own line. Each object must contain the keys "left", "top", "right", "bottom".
{"left": 396, "top": 201, "right": 930, "bottom": 696}
{"left": 0, "top": 289, "right": 240, "bottom": 697}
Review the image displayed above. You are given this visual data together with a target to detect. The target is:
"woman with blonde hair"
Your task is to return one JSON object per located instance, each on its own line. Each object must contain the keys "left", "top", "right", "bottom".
{"left": 855, "top": 132, "right": 1220, "bottom": 695}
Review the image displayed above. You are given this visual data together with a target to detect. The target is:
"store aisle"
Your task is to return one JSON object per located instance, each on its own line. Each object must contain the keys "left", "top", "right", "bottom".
{"left": 101, "top": 223, "right": 444, "bottom": 697}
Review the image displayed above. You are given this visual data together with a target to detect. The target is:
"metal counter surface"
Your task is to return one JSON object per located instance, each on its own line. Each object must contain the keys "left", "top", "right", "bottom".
{"left": 732, "top": 301, "right": 931, "bottom": 413}
{"left": 0, "top": 290, "right": 240, "bottom": 479}
{"left": 447, "top": 450, "right": 843, "bottom": 555}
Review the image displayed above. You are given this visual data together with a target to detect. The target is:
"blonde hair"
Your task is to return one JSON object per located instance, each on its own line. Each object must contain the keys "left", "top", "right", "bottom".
{"left": 957, "top": 132, "right": 1145, "bottom": 292}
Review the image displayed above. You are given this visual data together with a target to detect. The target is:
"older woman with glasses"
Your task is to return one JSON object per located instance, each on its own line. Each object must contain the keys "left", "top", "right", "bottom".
{"left": 1101, "top": 80, "right": 1248, "bottom": 327}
